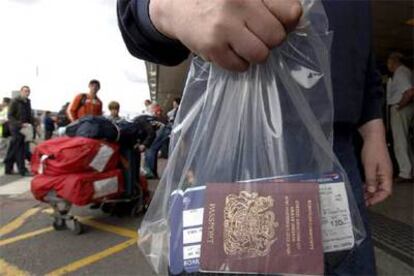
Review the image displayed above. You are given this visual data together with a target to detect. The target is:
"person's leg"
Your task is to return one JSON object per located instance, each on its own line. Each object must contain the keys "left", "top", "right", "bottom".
{"left": 25, "top": 142, "right": 31, "bottom": 162}
{"left": 5, "top": 130, "right": 26, "bottom": 175}
{"left": 145, "top": 127, "right": 171, "bottom": 176}
{"left": 328, "top": 135, "right": 376, "bottom": 275}
{"left": 399, "top": 105, "right": 414, "bottom": 177}
{"left": 390, "top": 106, "right": 412, "bottom": 179}
{"left": 16, "top": 137, "right": 27, "bottom": 175}
{"left": 45, "top": 130, "right": 52, "bottom": 140}
{"left": 145, "top": 146, "right": 157, "bottom": 177}
{"left": 160, "top": 137, "right": 170, "bottom": 158}
{"left": 136, "top": 148, "right": 141, "bottom": 194}
{"left": 3, "top": 134, "right": 18, "bottom": 174}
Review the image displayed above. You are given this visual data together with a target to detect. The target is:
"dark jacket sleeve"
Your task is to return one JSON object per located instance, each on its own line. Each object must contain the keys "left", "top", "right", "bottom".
{"left": 28, "top": 100, "right": 34, "bottom": 125}
{"left": 358, "top": 52, "right": 384, "bottom": 126}
{"left": 117, "top": 0, "right": 190, "bottom": 66}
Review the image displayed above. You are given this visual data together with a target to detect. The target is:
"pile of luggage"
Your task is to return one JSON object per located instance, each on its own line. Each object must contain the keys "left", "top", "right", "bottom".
{"left": 30, "top": 115, "right": 156, "bottom": 216}
{"left": 31, "top": 136, "right": 123, "bottom": 206}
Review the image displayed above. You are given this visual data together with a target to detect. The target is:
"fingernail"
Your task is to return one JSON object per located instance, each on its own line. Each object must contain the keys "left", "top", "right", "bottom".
{"left": 367, "top": 186, "right": 376, "bottom": 193}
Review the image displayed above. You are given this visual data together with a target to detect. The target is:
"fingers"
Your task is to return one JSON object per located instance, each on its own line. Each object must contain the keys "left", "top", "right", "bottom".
{"left": 175, "top": 0, "right": 303, "bottom": 72}
{"left": 262, "top": 0, "right": 303, "bottom": 31}
{"left": 366, "top": 189, "right": 391, "bottom": 206}
{"left": 245, "top": 5, "right": 287, "bottom": 48}
{"left": 363, "top": 161, "right": 379, "bottom": 206}
{"left": 363, "top": 161, "right": 378, "bottom": 194}
{"left": 364, "top": 169, "right": 393, "bottom": 207}
{"left": 206, "top": 44, "right": 249, "bottom": 72}
{"left": 229, "top": 27, "right": 270, "bottom": 64}
{"left": 378, "top": 157, "right": 393, "bottom": 193}
{"left": 204, "top": 26, "right": 269, "bottom": 71}
{"left": 364, "top": 152, "right": 393, "bottom": 206}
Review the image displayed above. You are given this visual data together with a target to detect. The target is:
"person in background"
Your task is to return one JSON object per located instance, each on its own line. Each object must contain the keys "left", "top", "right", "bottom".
{"left": 56, "top": 103, "right": 71, "bottom": 128}
{"left": 386, "top": 52, "right": 414, "bottom": 183}
{"left": 145, "top": 99, "right": 180, "bottom": 178}
{"left": 0, "top": 98, "right": 11, "bottom": 121}
{"left": 118, "top": 0, "right": 394, "bottom": 274}
{"left": 107, "top": 101, "right": 124, "bottom": 123}
{"left": 68, "top": 79, "right": 103, "bottom": 122}
{"left": 142, "top": 99, "right": 152, "bottom": 114}
{"left": 4, "top": 85, "right": 33, "bottom": 176}
{"left": 43, "top": 111, "right": 55, "bottom": 140}
{"left": 167, "top": 97, "right": 181, "bottom": 123}
{"left": 0, "top": 97, "right": 11, "bottom": 138}
{"left": 150, "top": 102, "right": 168, "bottom": 124}
{"left": 0, "top": 97, "right": 11, "bottom": 159}
{"left": 160, "top": 97, "right": 181, "bottom": 157}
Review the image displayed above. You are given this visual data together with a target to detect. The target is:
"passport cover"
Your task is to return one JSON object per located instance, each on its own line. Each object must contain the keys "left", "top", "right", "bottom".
{"left": 200, "top": 182, "right": 324, "bottom": 275}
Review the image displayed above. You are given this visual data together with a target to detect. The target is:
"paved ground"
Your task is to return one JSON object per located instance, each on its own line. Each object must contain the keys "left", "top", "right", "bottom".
{"left": 0, "top": 160, "right": 413, "bottom": 275}
{"left": 0, "top": 167, "right": 159, "bottom": 276}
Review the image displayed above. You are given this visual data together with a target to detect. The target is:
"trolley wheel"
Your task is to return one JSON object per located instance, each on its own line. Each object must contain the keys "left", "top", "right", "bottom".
{"left": 52, "top": 218, "right": 66, "bottom": 231}
{"left": 67, "top": 219, "right": 83, "bottom": 235}
{"left": 101, "top": 203, "right": 114, "bottom": 214}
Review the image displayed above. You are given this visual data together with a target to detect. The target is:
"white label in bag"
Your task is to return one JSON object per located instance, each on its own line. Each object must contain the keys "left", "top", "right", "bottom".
{"left": 183, "top": 227, "right": 203, "bottom": 245}
{"left": 183, "top": 208, "right": 204, "bottom": 228}
{"left": 319, "top": 182, "right": 354, "bottom": 252}
{"left": 183, "top": 244, "right": 201, "bottom": 260}
{"left": 93, "top": 176, "right": 118, "bottom": 199}
{"left": 291, "top": 66, "right": 323, "bottom": 89}
{"left": 90, "top": 144, "right": 114, "bottom": 172}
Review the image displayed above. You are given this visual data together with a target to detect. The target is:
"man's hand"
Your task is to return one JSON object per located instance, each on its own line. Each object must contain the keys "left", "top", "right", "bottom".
{"left": 397, "top": 88, "right": 414, "bottom": 110}
{"left": 359, "top": 119, "right": 393, "bottom": 206}
{"left": 150, "top": 0, "right": 302, "bottom": 71}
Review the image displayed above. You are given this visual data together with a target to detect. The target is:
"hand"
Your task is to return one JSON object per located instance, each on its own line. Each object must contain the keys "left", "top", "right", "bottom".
{"left": 150, "top": 0, "right": 302, "bottom": 71}
{"left": 359, "top": 120, "right": 393, "bottom": 206}
{"left": 138, "top": 145, "right": 146, "bottom": 152}
{"left": 397, "top": 88, "right": 414, "bottom": 110}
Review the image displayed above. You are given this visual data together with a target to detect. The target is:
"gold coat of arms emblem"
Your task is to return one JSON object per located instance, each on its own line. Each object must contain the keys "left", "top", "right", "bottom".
{"left": 223, "top": 191, "right": 279, "bottom": 258}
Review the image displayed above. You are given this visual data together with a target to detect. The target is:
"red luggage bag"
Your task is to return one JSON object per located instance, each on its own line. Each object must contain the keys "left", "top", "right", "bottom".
{"left": 31, "top": 137, "right": 119, "bottom": 176}
{"left": 31, "top": 169, "right": 124, "bottom": 206}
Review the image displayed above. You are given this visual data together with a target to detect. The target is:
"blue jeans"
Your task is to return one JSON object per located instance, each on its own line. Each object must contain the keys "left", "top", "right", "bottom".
{"left": 145, "top": 125, "right": 171, "bottom": 176}
{"left": 326, "top": 133, "right": 376, "bottom": 275}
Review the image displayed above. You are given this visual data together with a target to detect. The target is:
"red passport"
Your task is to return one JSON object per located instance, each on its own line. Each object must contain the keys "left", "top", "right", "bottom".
{"left": 200, "top": 182, "right": 324, "bottom": 275}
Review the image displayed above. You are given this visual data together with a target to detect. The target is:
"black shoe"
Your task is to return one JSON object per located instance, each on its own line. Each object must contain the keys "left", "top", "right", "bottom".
{"left": 89, "top": 203, "right": 101, "bottom": 209}
{"left": 4, "top": 164, "right": 13, "bottom": 174}
{"left": 20, "top": 171, "right": 33, "bottom": 177}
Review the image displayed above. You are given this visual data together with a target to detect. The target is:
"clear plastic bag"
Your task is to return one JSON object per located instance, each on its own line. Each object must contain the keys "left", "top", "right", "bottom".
{"left": 139, "top": 0, "right": 366, "bottom": 274}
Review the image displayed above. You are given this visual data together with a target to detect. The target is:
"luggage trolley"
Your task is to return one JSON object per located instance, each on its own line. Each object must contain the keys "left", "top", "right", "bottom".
{"left": 44, "top": 191, "right": 83, "bottom": 235}
{"left": 99, "top": 147, "right": 150, "bottom": 217}
{"left": 41, "top": 147, "right": 149, "bottom": 235}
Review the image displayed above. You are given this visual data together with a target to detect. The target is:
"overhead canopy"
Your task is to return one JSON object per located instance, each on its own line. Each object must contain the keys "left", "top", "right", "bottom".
{"left": 372, "top": 0, "right": 413, "bottom": 67}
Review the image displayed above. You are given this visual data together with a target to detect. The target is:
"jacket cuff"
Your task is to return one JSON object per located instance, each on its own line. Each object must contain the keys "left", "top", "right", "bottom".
{"left": 136, "top": 0, "right": 183, "bottom": 46}
{"left": 358, "top": 96, "right": 384, "bottom": 126}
